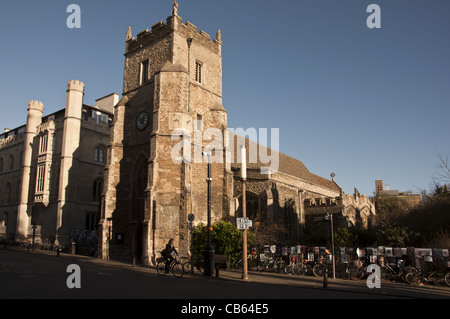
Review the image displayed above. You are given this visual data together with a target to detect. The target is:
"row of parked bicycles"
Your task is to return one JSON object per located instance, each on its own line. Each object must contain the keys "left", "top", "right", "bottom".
{"left": 230, "top": 254, "right": 450, "bottom": 288}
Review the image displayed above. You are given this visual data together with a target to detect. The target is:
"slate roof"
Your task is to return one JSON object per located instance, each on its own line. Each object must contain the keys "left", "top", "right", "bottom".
{"left": 229, "top": 132, "right": 341, "bottom": 193}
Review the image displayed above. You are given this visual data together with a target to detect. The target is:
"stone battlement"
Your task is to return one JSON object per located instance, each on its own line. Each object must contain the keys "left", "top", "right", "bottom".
{"left": 67, "top": 80, "right": 85, "bottom": 92}
{"left": 126, "top": 14, "right": 221, "bottom": 55}
{"left": 28, "top": 100, "right": 44, "bottom": 111}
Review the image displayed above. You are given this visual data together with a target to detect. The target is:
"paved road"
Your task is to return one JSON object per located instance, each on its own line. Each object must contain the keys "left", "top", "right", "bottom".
{"left": 1, "top": 247, "right": 449, "bottom": 301}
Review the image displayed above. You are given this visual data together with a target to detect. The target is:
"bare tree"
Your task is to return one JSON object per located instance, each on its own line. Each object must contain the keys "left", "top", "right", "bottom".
{"left": 435, "top": 150, "right": 450, "bottom": 185}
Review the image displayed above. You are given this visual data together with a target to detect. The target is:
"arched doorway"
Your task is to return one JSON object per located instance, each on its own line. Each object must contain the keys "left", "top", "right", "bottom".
{"left": 236, "top": 191, "right": 260, "bottom": 221}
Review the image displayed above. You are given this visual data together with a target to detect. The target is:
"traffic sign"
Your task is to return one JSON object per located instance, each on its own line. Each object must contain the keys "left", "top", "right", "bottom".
{"left": 236, "top": 218, "right": 252, "bottom": 230}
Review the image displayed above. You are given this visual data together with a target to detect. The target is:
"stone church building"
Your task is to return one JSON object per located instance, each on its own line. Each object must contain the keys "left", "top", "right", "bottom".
{"left": 98, "top": 4, "right": 375, "bottom": 264}
{"left": 0, "top": 3, "right": 375, "bottom": 263}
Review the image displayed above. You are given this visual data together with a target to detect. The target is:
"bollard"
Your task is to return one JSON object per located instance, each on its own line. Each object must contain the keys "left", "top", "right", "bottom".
{"left": 323, "top": 267, "right": 328, "bottom": 288}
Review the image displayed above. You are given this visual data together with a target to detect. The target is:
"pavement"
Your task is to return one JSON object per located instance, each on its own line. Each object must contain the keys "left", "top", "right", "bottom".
{"left": 2, "top": 245, "right": 450, "bottom": 299}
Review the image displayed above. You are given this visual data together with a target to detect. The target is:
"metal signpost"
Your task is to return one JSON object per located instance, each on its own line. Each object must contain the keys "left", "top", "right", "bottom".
{"left": 240, "top": 146, "right": 249, "bottom": 280}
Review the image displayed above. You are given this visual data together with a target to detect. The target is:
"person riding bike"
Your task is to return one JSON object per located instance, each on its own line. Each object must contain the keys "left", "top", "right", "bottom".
{"left": 161, "top": 239, "right": 178, "bottom": 273}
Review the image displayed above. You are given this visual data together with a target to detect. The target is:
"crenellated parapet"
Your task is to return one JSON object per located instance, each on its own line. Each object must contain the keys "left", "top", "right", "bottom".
{"left": 67, "top": 80, "right": 85, "bottom": 94}
{"left": 125, "top": 12, "right": 222, "bottom": 56}
{"left": 28, "top": 100, "right": 44, "bottom": 112}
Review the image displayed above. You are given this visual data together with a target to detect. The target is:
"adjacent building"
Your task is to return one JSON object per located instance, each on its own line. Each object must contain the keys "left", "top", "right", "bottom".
{"left": 375, "top": 179, "right": 421, "bottom": 206}
{"left": 0, "top": 81, "right": 117, "bottom": 247}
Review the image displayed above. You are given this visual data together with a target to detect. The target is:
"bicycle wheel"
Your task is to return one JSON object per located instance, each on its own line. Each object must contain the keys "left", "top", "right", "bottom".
{"left": 293, "top": 264, "right": 305, "bottom": 276}
{"left": 157, "top": 261, "right": 167, "bottom": 276}
{"left": 172, "top": 262, "right": 184, "bottom": 278}
{"left": 183, "top": 261, "right": 193, "bottom": 274}
{"left": 275, "top": 261, "right": 286, "bottom": 274}
{"left": 405, "top": 271, "right": 421, "bottom": 285}
{"left": 313, "top": 264, "right": 325, "bottom": 277}
{"left": 433, "top": 273, "right": 446, "bottom": 287}
{"left": 285, "top": 264, "right": 293, "bottom": 275}
{"left": 445, "top": 272, "right": 450, "bottom": 287}
{"left": 257, "top": 262, "right": 267, "bottom": 272}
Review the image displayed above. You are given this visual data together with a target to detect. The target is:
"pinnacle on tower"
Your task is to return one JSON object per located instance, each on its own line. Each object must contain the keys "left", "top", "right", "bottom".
{"left": 215, "top": 29, "right": 221, "bottom": 42}
{"left": 126, "top": 26, "right": 132, "bottom": 41}
{"left": 172, "top": 0, "right": 179, "bottom": 16}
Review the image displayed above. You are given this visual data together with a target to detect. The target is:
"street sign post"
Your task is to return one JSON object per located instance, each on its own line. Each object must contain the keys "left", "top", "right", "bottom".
{"left": 237, "top": 218, "right": 252, "bottom": 230}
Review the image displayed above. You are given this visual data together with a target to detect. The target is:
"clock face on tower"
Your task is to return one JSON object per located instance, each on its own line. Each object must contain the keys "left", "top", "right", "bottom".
{"left": 136, "top": 111, "right": 149, "bottom": 130}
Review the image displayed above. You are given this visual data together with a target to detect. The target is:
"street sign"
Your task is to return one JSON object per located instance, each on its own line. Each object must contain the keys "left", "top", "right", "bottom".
{"left": 237, "top": 218, "right": 252, "bottom": 230}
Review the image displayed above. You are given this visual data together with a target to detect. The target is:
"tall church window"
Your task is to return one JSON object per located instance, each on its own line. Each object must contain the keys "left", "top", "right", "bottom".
{"left": 140, "top": 59, "right": 149, "bottom": 85}
{"left": 195, "top": 61, "right": 203, "bottom": 84}
{"left": 85, "top": 213, "right": 98, "bottom": 231}
{"left": 39, "top": 135, "right": 48, "bottom": 154}
{"left": 0, "top": 158, "right": 3, "bottom": 173}
{"left": 94, "top": 146, "right": 106, "bottom": 163}
{"left": 36, "top": 165, "right": 45, "bottom": 193}
{"left": 236, "top": 192, "right": 260, "bottom": 221}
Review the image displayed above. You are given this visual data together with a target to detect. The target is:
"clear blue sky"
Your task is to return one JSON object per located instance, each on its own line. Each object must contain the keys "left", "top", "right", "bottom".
{"left": 1, "top": 0, "right": 449, "bottom": 196}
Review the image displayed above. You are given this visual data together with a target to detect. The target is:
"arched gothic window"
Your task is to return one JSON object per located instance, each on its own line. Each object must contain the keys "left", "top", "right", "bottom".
{"left": 94, "top": 146, "right": 106, "bottom": 163}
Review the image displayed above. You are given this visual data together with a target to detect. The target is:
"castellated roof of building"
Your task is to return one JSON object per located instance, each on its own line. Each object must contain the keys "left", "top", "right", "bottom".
{"left": 229, "top": 131, "right": 341, "bottom": 193}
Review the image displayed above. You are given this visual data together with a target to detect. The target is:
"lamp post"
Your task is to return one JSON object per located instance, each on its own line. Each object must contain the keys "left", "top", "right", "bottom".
{"left": 325, "top": 212, "right": 336, "bottom": 279}
{"left": 241, "top": 146, "right": 249, "bottom": 280}
{"left": 203, "top": 152, "right": 215, "bottom": 276}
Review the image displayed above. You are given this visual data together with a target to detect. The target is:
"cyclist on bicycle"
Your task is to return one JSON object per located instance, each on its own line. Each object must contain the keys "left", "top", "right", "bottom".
{"left": 161, "top": 239, "right": 178, "bottom": 273}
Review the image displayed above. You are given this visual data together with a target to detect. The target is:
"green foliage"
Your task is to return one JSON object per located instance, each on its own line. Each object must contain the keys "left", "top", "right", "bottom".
{"left": 373, "top": 184, "right": 450, "bottom": 247}
{"left": 192, "top": 220, "right": 255, "bottom": 265}
{"left": 333, "top": 227, "right": 359, "bottom": 248}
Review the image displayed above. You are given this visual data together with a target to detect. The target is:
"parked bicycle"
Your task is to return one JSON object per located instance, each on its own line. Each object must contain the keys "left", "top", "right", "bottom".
{"left": 156, "top": 253, "right": 184, "bottom": 278}
{"left": 346, "top": 260, "right": 367, "bottom": 280}
{"left": 284, "top": 256, "right": 297, "bottom": 275}
{"left": 293, "top": 260, "right": 314, "bottom": 276}
{"left": 405, "top": 269, "right": 447, "bottom": 286}
{"left": 257, "top": 256, "right": 286, "bottom": 273}
{"left": 182, "top": 255, "right": 204, "bottom": 274}
{"left": 232, "top": 254, "right": 259, "bottom": 271}
{"left": 381, "top": 259, "right": 417, "bottom": 283}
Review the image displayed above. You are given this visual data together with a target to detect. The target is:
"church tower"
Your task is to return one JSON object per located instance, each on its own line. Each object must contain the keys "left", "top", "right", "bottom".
{"left": 99, "top": 2, "right": 233, "bottom": 264}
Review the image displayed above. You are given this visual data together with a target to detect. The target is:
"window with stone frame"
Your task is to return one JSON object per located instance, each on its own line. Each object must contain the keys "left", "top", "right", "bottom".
{"left": 94, "top": 146, "right": 106, "bottom": 163}
{"left": 36, "top": 165, "right": 45, "bottom": 193}
{"left": 85, "top": 213, "right": 98, "bottom": 231}
{"left": 195, "top": 60, "right": 203, "bottom": 84}
{"left": 140, "top": 59, "right": 149, "bottom": 85}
